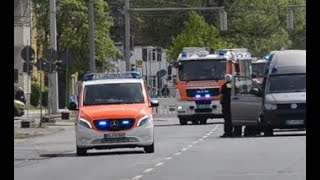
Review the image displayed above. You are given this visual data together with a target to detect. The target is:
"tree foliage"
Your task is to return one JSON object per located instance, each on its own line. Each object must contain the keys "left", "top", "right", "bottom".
{"left": 125, "top": 0, "right": 305, "bottom": 57}
{"left": 32, "top": 0, "right": 118, "bottom": 75}
{"left": 167, "top": 12, "right": 233, "bottom": 62}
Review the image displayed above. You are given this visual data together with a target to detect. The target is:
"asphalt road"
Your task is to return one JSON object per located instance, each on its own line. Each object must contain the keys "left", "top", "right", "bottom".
{"left": 14, "top": 118, "right": 306, "bottom": 180}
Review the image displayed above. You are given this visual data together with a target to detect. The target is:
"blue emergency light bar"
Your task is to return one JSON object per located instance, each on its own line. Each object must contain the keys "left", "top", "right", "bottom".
{"left": 83, "top": 71, "right": 141, "bottom": 81}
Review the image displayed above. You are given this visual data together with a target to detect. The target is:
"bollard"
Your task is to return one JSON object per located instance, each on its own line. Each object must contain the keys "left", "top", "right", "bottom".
{"left": 21, "top": 120, "right": 30, "bottom": 128}
{"left": 61, "top": 111, "right": 70, "bottom": 120}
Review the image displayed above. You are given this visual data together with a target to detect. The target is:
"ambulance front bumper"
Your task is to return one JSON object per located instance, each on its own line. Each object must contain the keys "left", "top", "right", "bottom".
{"left": 76, "top": 121, "right": 154, "bottom": 149}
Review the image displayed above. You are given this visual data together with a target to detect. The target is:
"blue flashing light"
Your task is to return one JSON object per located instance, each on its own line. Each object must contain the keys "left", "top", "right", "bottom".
{"left": 205, "top": 94, "right": 211, "bottom": 98}
{"left": 83, "top": 71, "right": 141, "bottom": 81}
{"left": 195, "top": 94, "right": 201, "bottom": 98}
{"left": 122, "top": 120, "right": 130, "bottom": 125}
{"left": 98, "top": 121, "right": 107, "bottom": 126}
{"left": 218, "top": 50, "right": 225, "bottom": 56}
{"left": 181, "top": 51, "right": 187, "bottom": 58}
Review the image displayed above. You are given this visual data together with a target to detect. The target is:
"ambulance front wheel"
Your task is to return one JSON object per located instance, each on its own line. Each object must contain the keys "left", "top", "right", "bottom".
{"left": 76, "top": 146, "right": 87, "bottom": 156}
{"left": 144, "top": 143, "right": 154, "bottom": 153}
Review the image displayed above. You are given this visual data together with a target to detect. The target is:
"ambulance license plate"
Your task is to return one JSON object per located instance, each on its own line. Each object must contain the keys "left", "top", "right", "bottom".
{"left": 104, "top": 133, "right": 126, "bottom": 139}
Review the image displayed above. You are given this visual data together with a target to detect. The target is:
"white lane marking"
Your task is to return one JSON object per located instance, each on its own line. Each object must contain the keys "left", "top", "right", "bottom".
{"left": 132, "top": 175, "right": 143, "bottom": 180}
{"left": 143, "top": 168, "right": 153, "bottom": 173}
{"left": 181, "top": 148, "right": 188, "bottom": 151}
{"left": 192, "top": 141, "right": 198, "bottom": 144}
{"left": 165, "top": 157, "right": 173, "bottom": 160}
{"left": 155, "top": 162, "right": 164, "bottom": 166}
{"left": 199, "top": 138, "right": 204, "bottom": 141}
{"left": 187, "top": 145, "right": 192, "bottom": 148}
{"left": 203, "top": 135, "right": 208, "bottom": 138}
{"left": 174, "top": 152, "right": 182, "bottom": 156}
{"left": 212, "top": 125, "right": 219, "bottom": 131}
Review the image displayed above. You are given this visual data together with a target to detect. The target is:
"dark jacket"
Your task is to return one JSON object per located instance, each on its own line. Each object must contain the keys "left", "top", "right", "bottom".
{"left": 220, "top": 81, "right": 231, "bottom": 105}
{"left": 15, "top": 90, "right": 26, "bottom": 104}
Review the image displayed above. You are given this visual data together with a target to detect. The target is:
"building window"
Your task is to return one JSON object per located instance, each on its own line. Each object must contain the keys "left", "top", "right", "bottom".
{"left": 142, "top": 48, "right": 162, "bottom": 62}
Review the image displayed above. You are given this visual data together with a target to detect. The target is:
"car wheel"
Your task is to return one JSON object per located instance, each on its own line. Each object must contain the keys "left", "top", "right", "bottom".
{"left": 179, "top": 118, "right": 187, "bottom": 125}
{"left": 144, "top": 143, "right": 155, "bottom": 153}
{"left": 233, "top": 126, "right": 242, "bottom": 137}
{"left": 76, "top": 146, "right": 87, "bottom": 156}
{"left": 264, "top": 127, "right": 273, "bottom": 136}
{"left": 244, "top": 127, "right": 258, "bottom": 136}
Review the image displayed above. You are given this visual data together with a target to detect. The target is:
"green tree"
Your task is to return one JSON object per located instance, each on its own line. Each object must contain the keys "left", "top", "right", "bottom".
{"left": 32, "top": 0, "right": 118, "bottom": 75}
{"left": 167, "top": 12, "right": 233, "bottom": 62}
{"left": 224, "top": 0, "right": 294, "bottom": 57}
{"left": 130, "top": 0, "right": 205, "bottom": 48}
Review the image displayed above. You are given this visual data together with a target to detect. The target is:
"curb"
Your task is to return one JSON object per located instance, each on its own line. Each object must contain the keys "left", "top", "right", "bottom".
{"left": 14, "top": 127, "right": 65, "bottom": 139}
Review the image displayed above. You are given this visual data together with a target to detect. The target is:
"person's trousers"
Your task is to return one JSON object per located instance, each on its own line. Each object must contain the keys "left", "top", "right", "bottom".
{"left": 222, "top": 104, "right": 232, "bottom": 134}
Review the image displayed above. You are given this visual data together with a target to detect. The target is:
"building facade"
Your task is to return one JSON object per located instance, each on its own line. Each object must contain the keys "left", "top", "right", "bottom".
{"left": 111, "top": 46, "right": 177, "bottom": 97}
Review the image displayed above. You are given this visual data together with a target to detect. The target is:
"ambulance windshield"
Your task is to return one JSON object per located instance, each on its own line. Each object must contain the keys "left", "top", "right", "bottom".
{"left": 83, "top": 83, "right": 144, "bottom": 105}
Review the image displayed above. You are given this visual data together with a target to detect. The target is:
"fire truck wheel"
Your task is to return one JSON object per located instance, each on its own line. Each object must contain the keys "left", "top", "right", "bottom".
{"left": 179, "top": 118, "right": 187, "bottom": 125}
{"left": 199, "top": 119, "right": 207, "bottom": 124}
{"left": 192, "top": 120, "right": 199, "bottom": 125}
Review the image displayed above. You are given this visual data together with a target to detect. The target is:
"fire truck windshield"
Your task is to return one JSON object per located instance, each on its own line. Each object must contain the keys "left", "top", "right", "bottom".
{"left": 178, "top": 59, "right": 226, "bottom": 81}
{"left": 252, "top": 62, "right": 267, "bottom": 78}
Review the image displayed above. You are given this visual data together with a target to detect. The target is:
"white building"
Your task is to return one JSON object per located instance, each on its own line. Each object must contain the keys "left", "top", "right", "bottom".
{"left": 112, "top": 46, "right": 177, "bottom": 95}
{"left": 14, "top": 0, "right": 32, "bottom": 103}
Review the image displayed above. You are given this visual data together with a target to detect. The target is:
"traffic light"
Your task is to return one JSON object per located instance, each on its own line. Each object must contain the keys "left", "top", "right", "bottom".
{"left": 55, "top": 60, "right": 63, "bottom": 71}
{"left": 50, "top": 60, "right": 63, "bottom": 72}
{"left": 131, "top": 64, "right": 136, "bottom": 71}
{"left": 23, "top": 62, "right": 33, "bottom": 75}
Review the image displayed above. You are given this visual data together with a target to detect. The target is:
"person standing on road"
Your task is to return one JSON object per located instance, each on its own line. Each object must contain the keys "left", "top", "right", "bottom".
{"left": 220, "top": 74, "right": 233, "bottom": 137}
{"left": 161, "top": 85, "right": 170, "bottom": 97}
{"left": 15, "top": 87, "right": 26, "bottom": 104}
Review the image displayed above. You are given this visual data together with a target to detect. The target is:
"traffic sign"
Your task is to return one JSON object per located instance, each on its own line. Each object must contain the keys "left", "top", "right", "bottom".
{"left": 136, "top": 59, "right": 144, "bottom": 67}
{"left": 21, "top": 46, "right": 35, "bottom": 61}
{"left": 156, "top": 69, "right": 167, "bottom": 77}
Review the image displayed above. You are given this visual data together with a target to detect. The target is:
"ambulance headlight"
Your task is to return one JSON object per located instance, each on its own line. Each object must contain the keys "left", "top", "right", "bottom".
{"left": 78, "top": 118, "right": 92, "bottom": 129}
{"left": 138, "top": 116, "right": 151, "bottom": 127}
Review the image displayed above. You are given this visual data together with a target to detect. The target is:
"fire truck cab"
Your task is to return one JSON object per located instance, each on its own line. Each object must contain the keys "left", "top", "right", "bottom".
{"left": 169, "top": 47, "right": 252, "bottom": 125}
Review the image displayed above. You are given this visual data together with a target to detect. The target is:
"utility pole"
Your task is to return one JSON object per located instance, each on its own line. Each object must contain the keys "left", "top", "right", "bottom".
{"left": 286, "top": 5, "right": 306, "bottom": 30}
{"left": 49, "top": 0, "right": 59, "bottom": 114}
{"left": 88, "top": 0, "right": 96, "bottom": 72}
{"left": 124, "top": 0, "right": 131, "bottom": 71}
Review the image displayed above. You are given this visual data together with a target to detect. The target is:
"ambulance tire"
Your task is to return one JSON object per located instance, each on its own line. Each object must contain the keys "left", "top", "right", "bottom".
{"left": 144, "top": 143, "right": 155, "bottom": 153}
{"left": 76, "top": 146, "right": 87, "bottom": 156}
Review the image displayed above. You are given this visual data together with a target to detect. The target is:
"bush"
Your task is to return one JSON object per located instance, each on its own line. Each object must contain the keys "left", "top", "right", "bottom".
{"left": 30, "top": 82, "right": 41, "bottom": 107}
{"left": 30, "top": 82, "right": 49, "bottom": 108}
